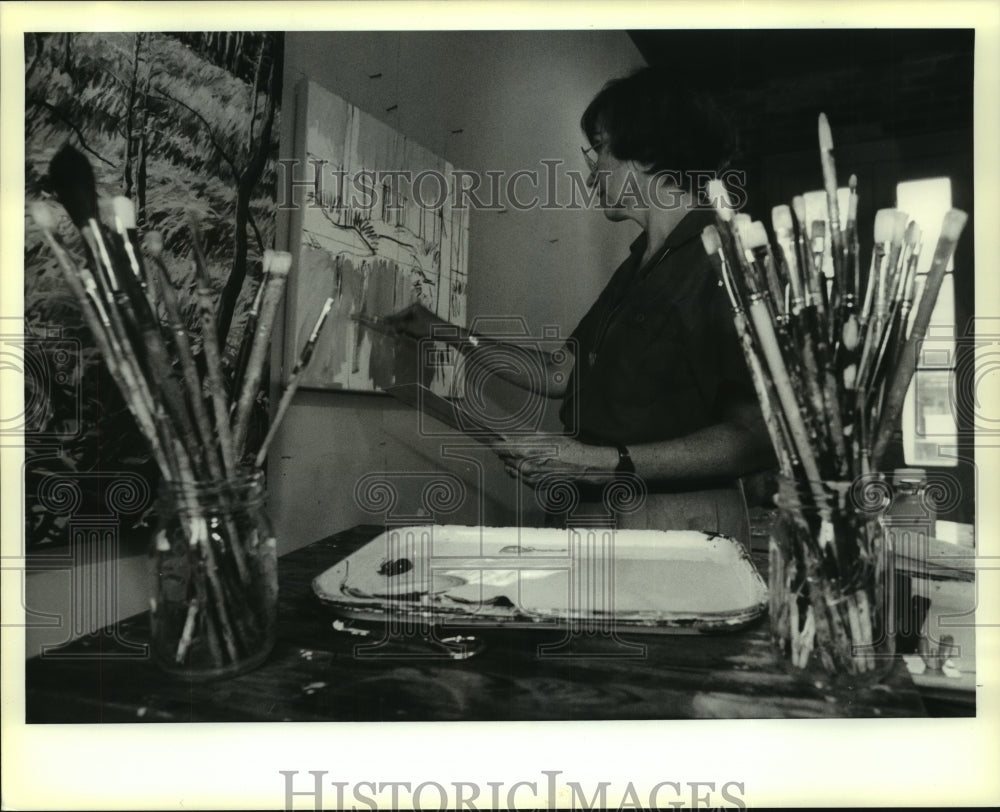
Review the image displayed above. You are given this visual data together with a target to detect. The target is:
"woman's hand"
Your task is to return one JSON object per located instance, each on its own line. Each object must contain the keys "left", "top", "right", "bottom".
{"left": 492, "top": 435, "right": 619, "bottom": 486}
{"left": 383, "top": 302, "right": 463, "bottom": 342}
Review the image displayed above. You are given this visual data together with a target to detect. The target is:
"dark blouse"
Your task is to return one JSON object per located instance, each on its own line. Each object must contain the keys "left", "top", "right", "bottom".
{"left": 560, "top": 208, "right": 760, "bottom": 455}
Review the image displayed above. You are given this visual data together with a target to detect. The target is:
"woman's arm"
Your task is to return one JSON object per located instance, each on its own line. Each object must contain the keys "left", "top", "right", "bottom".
{"left": 495, "top": 397, "right": 775, "bottom": 483}
{"left": 384, "top": 302, "right": 574, "bottom": 399}
{"left": 458, "top": 339, "right": 573, "bottom": 399}
{"left": 627, "top": 398, "right": 776, "bottom": 480}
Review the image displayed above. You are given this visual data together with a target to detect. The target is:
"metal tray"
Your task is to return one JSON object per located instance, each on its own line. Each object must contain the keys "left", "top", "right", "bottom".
{"left": 312, "top": 525, "right": 768, "bottom": 634}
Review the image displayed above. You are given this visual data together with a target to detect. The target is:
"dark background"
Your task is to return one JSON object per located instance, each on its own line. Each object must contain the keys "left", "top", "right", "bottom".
{"left": 632, "top": 28, "right": 976, "bottom": 523}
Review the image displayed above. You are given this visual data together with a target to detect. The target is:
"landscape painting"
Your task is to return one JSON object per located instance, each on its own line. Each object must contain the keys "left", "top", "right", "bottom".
{"left": 286, "top": 79, "right": 469, "bottom": 394}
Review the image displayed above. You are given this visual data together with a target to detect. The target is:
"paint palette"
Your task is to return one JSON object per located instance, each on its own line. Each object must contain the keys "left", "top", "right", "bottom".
{"left": 312, "top": 525, "right": 768, "bottom": 634}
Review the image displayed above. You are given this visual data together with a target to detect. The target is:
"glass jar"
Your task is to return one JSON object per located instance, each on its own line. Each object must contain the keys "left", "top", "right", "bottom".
{"left": 150, "top": 471, "right": 277, "bottom": 680}
{"left": 769, "top": 475, "right": 896, "bottom": 691}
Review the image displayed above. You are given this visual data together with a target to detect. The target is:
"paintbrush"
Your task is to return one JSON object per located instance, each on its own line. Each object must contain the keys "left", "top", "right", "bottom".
{"left": 701, "top": 224, "right": 742, "bottom": 319}
{"left": 772, "top": 205, "right": 806, "bottom": 313}
{"left": 747, "top": 292, "right": 831, "bottom": 525}
{"left": 103, "top": 198, "right": 210, "bottom": 477}
{"left": 111, "top": 196, "right": 153, "bottom": 300}
{"left": 45, "top": 146, "right": 198, "bottom": 478}
{"left": 850, "top": 209, "right": 896, "bottom": 401}
{"left": 146, "top": 228, "right": 232, "bottom": 478}
{"left": 702, "top": 225, "right": 797, "bottom": 478}
{"left": 791, "top": 197, "right": 822, "bottom": 322}
{"left": 892, "top": 223, "right": 923, "bottom": 370}
{"left": 871, "top": 209, "right": 967, "bottom": 467}
{"left": 818, "top": 114, "right": 845, "bottom": 320}
{"left": 747, "top": 221, "right": 787, "bottom": 322}
{"left": 844, "top": 174, "right": 860, "bottom": 310}
{"left": 231, "top": 250, "right": 292, "bottom": 456}
{"left": 47, "top": 145, "right": 144, "bottom": 351}
{"left": 31, "top": 200, "right": 174, "bottom": 478}
{"left": 836, "top": 176, "right": 862, "bottom": 404}
{"left": 772, "top": 204, "right": 847, "bottom": 471}
{"left": 808, "top": 219, "right": 830, "bottom": 329}
{"left": 229, "top": 254, "right": 272, "bottom": 409}
{"left": 350, "top": 311, "right": 417, "bottom": 340}
{"left": 857, "top": 211, "right": 908, "bottom": 394}
{"left": 187, "top": 220, "right": 240, "bottom": 474}
{"left": 860, "top": 209, "right": 896, "bottom": 326}
{"left": 744, "top": 221, "right": 829, "bottom": 460}
{"left": 47, "top": 145, "right": 119, "bottom": 286}
{"left": 146, "top": 231, "right": 236, "bottom": 476}
{"left": 707, "top": 180, "right": 756, "bottom": 306}
{"left": 869, "top": 221, "right": 923, "bottom": 399}
{"left": 254, "top": 297, "right": 335, "bottom": 467}
{"left": 884, "top": 210, "right": 911, "bottom": 297}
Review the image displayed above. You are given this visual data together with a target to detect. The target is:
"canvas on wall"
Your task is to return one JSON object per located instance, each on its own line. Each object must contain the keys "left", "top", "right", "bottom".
{"left": 286, "top": 79, "right": 469, "bottom": 394}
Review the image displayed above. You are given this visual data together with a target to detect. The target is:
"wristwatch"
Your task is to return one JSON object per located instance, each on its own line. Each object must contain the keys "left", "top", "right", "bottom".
{"left": 615, "top": 444, "right": 635, "bottom": 475}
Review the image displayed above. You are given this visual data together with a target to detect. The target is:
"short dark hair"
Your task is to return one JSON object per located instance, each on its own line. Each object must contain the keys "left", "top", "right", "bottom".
{"left": 581, "top": 67, "right": 738, "bottom": 185}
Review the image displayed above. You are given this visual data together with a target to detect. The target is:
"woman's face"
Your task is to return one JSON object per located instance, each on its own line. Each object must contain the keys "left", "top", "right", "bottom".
{"left": 585, "top": 132, "right": 650, "bottom": 222}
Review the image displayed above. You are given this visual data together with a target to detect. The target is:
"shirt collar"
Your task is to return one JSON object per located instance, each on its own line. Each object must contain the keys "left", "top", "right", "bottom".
{"left": 628, "top": 207, "right": 718, "bottom": 257}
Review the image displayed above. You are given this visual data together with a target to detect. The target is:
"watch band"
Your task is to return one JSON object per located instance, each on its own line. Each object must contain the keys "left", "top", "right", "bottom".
{"left": 615, "top": 444, "right": 635, "bottom": 475}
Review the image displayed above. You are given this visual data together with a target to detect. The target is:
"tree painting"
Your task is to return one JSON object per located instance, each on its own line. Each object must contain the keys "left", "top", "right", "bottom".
{"left": 23, "top": 32, "right": 284, "bottom": 549}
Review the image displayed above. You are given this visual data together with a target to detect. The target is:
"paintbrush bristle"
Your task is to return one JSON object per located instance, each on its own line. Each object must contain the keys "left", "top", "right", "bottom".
{"left": 873, "top": 209, "right": 896, "bottom": 244}
{"left": 29, "top": 200, "right": 58, "bottom": 230}
{"left": 700, "top": 225, "right": 721, "bottom": 254}
{"left": 904, "top": 222, "right": 922, "bottom": 246}
{"left": 842, "top": 314, "right": 860, "bottom": 351}
{"left": 262, "top": 249, "right": 276, "bottom": 275}
{"left": 112, "top": 196, "right": 137, "bottom": 230}
{"left": 734, "top": 213, "right": 752, "bottom": 245}
{"left": 818, "top": 113, "right": 834, "bottom": 152}
{"left": 706, "top": 179, "right": 734, "bottom": 220}
{"left": 843, "top": 363, "right": 857, "bottom": 390}
{"left": 771, "top": 205, "right": 793, "bottom": 234}
{"left": 47, "top": 143, "right": 100, "bottom": 228}
{"left": 811, "top": 220, "right": 826, "bottom": 240}
{"left": 940, "top": 209, "right": 968, "bottom": 241}
{"left": 307, "top": 297, "right": 335, "bottom": 342}
{"left": 269, "top": 251, "right": 292, "bottom": 276}
{"left": 849, "top": 174, "right": 858, "bottom": 193}
{"left": 747, "top": 221, "right": 770, "bottom": 250}
{"left": 891, "top": 211, "right": 909, "bottom": 244}
{"left": 791, "top": 196, "right": 807, "bottom": 228}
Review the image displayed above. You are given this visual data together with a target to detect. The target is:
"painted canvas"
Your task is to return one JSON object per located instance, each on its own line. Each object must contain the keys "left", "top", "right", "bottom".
{"left": 286, "top": 80, "right": 469, "bottom": 394}
{"left": 22, "top": 32, "right": 283, "bottom": 550}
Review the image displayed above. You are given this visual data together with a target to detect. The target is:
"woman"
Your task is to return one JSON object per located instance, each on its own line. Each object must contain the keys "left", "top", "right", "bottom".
{"left": 388, "top": 67, "right": 774, "bottom": 544}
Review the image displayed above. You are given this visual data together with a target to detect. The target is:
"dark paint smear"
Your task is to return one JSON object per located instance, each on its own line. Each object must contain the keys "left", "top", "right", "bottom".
{"left": 378, "top": 557, "right": 413, "bottom": 576}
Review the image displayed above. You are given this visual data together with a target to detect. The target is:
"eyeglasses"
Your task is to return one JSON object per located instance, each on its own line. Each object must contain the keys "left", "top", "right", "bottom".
{"left": 581, "top": 140, "right": 605, "bottom": 173}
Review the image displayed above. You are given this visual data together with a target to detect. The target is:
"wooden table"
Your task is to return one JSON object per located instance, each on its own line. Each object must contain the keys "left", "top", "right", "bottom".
{"left": 25, "top": 524, "right": 926, "bottom": 722}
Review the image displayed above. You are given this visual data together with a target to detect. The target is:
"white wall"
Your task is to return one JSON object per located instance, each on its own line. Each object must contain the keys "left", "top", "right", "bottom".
{"left": 268, "top": 31, "right": 643, "bottom": 552}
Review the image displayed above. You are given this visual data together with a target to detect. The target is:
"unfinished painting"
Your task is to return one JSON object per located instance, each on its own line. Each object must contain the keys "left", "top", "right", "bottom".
{"left": 287, "top": 80, "right": 469, "bottom": 394}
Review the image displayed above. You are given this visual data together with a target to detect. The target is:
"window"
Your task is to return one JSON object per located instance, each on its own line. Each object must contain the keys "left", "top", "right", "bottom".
{"left": 896, "top": 177, "right": 957, "bottom": 467}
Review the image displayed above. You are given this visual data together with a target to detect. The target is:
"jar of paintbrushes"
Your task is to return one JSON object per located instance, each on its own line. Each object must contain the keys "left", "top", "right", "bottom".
{"left": 699, "top": 112, "right": 967, "bottom": 691}
{"left": 31, "top": 144, "right": 335, "bottom": 681}
{"left": 151, "top": 470, "right": 278, "bottom": 680}
{"left": 769, "top": 476, "right": 895, "bottom": 689}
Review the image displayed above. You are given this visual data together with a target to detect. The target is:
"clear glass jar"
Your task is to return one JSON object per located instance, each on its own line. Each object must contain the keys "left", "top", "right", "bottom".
{"left": 769, "top": 475, "right": 896, "bottom": 691}
{"left": 150, "top": 471, "right": 277, "bottom": 680}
